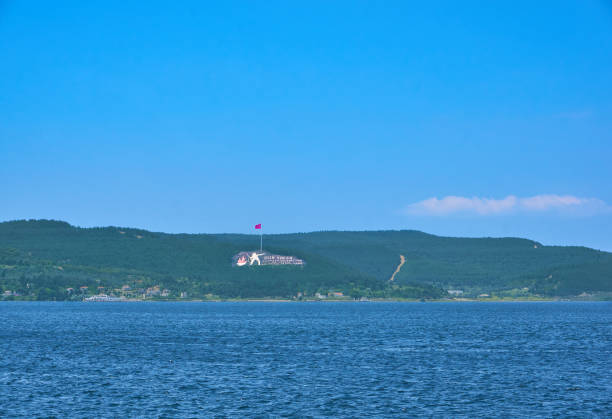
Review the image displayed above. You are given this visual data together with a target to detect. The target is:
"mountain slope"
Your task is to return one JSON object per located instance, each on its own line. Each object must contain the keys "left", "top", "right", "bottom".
{"left": 0, "top": 220, "right": 610, "bottom": 300}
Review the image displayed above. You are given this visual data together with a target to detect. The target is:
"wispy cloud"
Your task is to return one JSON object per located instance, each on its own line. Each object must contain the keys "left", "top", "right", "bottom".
{"left": 403, "top": 195, "right": 610, "bottom": 216}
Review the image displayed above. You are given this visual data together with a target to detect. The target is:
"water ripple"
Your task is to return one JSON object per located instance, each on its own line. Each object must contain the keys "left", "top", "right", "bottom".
{"left": 0, "top": 302, "right": 611, "bottom": 417}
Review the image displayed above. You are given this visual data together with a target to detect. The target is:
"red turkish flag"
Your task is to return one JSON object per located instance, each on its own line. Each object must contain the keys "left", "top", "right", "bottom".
{"left": 255, "top": 224, "right": 261, "bottom": 229}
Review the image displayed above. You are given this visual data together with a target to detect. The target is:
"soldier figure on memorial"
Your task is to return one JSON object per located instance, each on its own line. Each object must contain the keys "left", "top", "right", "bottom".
{"left": 248, "top": 252, "right": 265, "bottom": 266}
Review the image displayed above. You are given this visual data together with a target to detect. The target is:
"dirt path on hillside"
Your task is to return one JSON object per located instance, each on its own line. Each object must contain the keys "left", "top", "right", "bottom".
{"left": 389, "top": 255, "right": 406, "bottom": 281}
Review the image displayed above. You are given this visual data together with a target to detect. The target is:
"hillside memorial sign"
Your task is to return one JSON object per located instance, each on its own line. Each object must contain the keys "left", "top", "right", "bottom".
{"left": 232, "top": 251, "right": 305, "bottom": 267}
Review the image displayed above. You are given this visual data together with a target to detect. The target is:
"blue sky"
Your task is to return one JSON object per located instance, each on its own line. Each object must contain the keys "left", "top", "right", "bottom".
{"left": 1, "top": 1, "right": 612, "bottom": 250}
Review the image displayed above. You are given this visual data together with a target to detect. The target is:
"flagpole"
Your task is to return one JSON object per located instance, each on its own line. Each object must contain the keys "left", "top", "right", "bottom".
{"left": 260, "top": 229, "right": 262, "bottom": 252}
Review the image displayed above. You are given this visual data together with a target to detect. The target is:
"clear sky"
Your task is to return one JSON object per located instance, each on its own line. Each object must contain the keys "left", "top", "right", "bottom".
{"left": 1, "top": 1, "right": 612, "bottom": 250}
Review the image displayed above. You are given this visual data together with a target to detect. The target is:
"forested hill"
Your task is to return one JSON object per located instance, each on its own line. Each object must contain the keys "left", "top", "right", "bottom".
{"left": 0, "top": 220, "right": 611, "bottom": 300}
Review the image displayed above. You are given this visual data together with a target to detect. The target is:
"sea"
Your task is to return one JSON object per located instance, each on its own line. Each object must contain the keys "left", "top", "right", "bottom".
{"left": 1, "top": 302, "right": 611, "bottom": 418}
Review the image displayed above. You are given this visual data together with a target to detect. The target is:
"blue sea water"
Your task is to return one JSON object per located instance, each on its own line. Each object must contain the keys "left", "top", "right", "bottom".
{"left": 0, "top": 302, "right": 611, "bottom": 418}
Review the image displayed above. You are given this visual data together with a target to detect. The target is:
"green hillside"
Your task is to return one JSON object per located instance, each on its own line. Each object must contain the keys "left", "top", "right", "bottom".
{"left": 0, "top": 220, "right": 611, "bottom": 300}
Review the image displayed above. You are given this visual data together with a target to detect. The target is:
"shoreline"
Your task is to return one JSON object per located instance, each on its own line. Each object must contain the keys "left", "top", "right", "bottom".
{"left": 2, "top": 297, "right": 610, "bottom": 303}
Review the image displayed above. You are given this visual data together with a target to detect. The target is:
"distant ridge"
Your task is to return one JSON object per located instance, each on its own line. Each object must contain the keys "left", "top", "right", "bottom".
{"left": 0, "top": 219, "right": 610, "bottom": 300}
